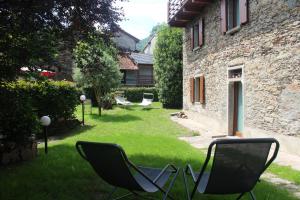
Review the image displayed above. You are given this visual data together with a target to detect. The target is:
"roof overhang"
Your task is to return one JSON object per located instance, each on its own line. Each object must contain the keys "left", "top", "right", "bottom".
{"left": 168, "top": 0, "right": 210, "bottom": 27}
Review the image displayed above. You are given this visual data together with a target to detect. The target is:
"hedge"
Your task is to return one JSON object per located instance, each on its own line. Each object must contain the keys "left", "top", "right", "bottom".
{"left": 0, "top": 81, "right": 40, "bottom": 142}
{"left": 0, "top": 80, "right": 80, "bottom": 141}
{"left": 113, "top": 87, "right": 159, "bottom": 102}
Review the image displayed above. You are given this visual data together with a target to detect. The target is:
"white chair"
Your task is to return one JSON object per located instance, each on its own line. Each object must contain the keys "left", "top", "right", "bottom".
{"left": 115, "top": 96, "right": 132, "bottom": 106}
{"left": 139, "top": 93, "right": 154, "bottom": 107}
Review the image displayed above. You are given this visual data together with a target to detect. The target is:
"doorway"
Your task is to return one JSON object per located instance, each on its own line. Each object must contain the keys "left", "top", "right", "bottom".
{"left": 228, "top": 81, "right": 244, "bottom": 136}
{"left": 233, "top": 82, "right": 243, "bottom": 136}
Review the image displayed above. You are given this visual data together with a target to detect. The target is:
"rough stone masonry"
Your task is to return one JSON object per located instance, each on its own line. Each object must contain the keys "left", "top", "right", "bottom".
{"left": 182, "top": 0, "right": 300, "bottom": 154}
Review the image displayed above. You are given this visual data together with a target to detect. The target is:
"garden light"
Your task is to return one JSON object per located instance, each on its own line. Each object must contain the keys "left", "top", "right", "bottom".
{"left": 40, "top": 116, "right": 51, "bottom": 154}
{"left": 80, "top": 95, "right": 86, "bottom": 102}
{"left": 80, "top": 95, "right": 86, "bottom": 125}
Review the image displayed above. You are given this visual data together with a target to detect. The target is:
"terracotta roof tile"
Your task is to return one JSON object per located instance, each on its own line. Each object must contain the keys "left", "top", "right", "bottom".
{"left": 118, "top": 54, "right": 138, "bottom": 70}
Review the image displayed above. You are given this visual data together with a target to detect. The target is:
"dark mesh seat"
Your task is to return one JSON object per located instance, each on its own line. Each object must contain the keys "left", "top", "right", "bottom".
{"left": 76, "top": 141, "right": 179, "bottom": 200}
{"left": 183, "top": 138, "right": 280, "bottom": 200}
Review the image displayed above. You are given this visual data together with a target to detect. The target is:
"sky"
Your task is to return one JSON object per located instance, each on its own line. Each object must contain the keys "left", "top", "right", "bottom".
{"left": 117, "top": 0, "right": 168, "bottom": 40}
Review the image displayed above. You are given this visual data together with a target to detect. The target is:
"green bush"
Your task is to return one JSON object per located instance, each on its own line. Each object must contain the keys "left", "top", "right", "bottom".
{"left": 0, "top": 80, "right": 80, "bottom": 141}
{"left": 114, "top": 87, "right": 159, "bottom": 102}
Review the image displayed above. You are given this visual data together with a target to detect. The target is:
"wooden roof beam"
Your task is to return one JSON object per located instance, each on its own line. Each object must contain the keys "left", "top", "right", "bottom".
{"left": 182, "top": 8, "right": 201, "bottom": 15}
{"left": 192, "top": 0, "right": 210, "bottom": 5}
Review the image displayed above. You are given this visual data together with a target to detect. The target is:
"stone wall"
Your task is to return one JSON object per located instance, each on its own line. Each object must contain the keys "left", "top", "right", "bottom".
{"left": 182, "top": 0, "right": 300, "bottom": 136}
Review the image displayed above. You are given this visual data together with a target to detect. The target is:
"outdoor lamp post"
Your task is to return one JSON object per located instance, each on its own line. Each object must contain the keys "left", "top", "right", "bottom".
{"left": 40, "top": 116, "right": 51, "bottom": 154}
{"left": 80, "top": 95, "right": 86, "bottom": 125}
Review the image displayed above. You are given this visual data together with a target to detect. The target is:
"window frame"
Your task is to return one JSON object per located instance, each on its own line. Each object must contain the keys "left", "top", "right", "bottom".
{"left": 190, "top": 74, "right": 205, "bottom": 104}
{"left": 191, "top": 18, "right": 204, "bottom": 50}
{"left": 192, "top": 23, "right": 199, "bottom": 50}
{"left": 226, "top": 0, "right": 240, "bottom": 31}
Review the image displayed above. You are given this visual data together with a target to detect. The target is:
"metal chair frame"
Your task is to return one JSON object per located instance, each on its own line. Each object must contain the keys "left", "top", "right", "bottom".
{"left": 183, "top": 138, "right": 280, "bottom": 200}
{"left": 76, "top": 141, "right": 180, "bottom": 200}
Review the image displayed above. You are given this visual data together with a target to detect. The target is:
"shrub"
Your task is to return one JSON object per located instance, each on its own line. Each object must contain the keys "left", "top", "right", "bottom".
{"left": 114, "top": 87, "right": 159, "bottom": 102}
{"left": 0, "top": 80, "right": 80, "bottom": 141}
{"left": 154, "top": 26, "right": 183, "bottom": 108}
{"left": 102, "top": 93, "right": 115, "bottom": 110}
{"left": 0, "top": 81, "right": 40, "bottom": 142}
{"left": 29, "top": 81, "right": 80, "bottom": 121}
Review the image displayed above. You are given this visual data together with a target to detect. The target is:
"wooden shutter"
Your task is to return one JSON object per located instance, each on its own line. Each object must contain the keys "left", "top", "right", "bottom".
{"left": 199, "top": 18, "right": 204, "bottom": 47}
{"left": 220, "top": 0, "right": 227, "bottom": 34}
{"left": 198, "top": 78, "right": 201, "bottom": 102}
{"left": 191, "top": 27, "right": 194, "bottom": 50}
{"left": 190, "top": 78, "right": 195, "bottom": 103}
{"left": 200, "top": 76, "right": 205, "bottom": 104}
{"left": 240, "top": 0, "right": 248, "bottom": 24}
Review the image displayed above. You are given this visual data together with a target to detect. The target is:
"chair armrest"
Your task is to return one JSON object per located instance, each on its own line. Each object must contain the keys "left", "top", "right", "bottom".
{"left": 153, "top": 164, "right": 178, "bottom": 183}
{"left": 185, "top": 164, "right": 197, "bottom": 183}
{"left": 75, "top": 142, "right": 87, "bottom": 160}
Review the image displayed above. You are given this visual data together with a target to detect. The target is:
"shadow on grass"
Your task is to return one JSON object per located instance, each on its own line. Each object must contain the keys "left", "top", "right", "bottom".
{"left": 40, "top": 125, "right": 96, "bottom": 142}
{"left": 140, "top": 107, "right": 161, "bottom": 111}
{"left": 90, "top": 113, "right": 142, "bottom": 122}
{"left": 0, "top": 143, "right": 297, "bottom": 200}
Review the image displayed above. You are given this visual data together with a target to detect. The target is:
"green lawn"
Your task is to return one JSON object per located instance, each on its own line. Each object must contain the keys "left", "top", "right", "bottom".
{"left": 0, "top": 103, "right": 299, "bottom": 200}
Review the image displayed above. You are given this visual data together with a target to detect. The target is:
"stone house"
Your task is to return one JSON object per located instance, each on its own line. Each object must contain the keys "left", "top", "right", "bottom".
{"left": 113, "top": 28, "right": 155, "bottom": 86}
{"left": 168, "top": 0, "right": 300, "bottom": 155}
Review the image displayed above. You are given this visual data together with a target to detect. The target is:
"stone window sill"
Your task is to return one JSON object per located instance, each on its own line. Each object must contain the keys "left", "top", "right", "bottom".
{"left": 193, "top": 46, "right": 200, "bottom": 52}
{"left": 226, "top": 26, "right": 241, "bottom": 35}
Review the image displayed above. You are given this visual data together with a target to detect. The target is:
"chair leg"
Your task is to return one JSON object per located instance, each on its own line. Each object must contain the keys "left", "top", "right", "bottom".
{"left": 106, "top": 187, "right": 134, "bottom": 200}
{"left": 112, "top": 192, "right": 133, "bottom": 200}
{"left": 249, "top": 191, "right": 256, "bottom": 200}
{"left": 236, "top": 193, "right": 245, "bottom": 200}
{"left": 183, "top": 170, "right": 192, "bottom": 200}
{"left": 162, "top": 168, "right": 180, "bottom": 200}
{"left": 131, "top": 191, "right": 156, "bottom": 200}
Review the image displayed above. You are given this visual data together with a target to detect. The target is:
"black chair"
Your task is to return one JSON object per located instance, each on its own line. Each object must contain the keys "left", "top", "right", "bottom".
{"left": 76, "top": 141, "right": 180, "bottom": 200}
{"left": 183, "top": 138, "right": 280, "bottom": 200}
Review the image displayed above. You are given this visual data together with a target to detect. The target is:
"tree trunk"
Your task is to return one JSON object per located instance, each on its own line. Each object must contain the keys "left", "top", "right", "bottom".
{"left": 98, "top": 98, "right": 102, "bottom": 116}
{"left": 94, "top": 86, "right": 102, "bottom": 116}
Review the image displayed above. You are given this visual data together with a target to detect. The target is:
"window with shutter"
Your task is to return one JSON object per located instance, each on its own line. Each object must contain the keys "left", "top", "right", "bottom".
{"left": 191, "top": 27, "right": 194, "bottom": 49}
{"left": 191, "top": 18, "right": 204, "bottom": 50}
{"left": 221, "top": 0, "right": 248, "bottom": 33}
{"left": 227, "top": 0, "right": 240, "bottom": 30}
{"left": 199, "top": 18, "right": 204, "bottom": 47}
{"left": 240, "top": 0, "right": 248, "bottom": 24}
{"left": 193, "top": 23, "right": 199, "bottom": 48}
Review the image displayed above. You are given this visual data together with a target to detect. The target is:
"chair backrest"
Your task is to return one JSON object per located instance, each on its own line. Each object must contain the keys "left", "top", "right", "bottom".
{"left": 197, "top": 138, "right": 279, "bottom": 194}
{"left": 76, "top": 141, "right": 144, "bottom": 191}
{"left": 143, "top": 93, "right": 154, "bottom": 101}
{"left": 115, "top": 96, "right": 126, "bottom": 104}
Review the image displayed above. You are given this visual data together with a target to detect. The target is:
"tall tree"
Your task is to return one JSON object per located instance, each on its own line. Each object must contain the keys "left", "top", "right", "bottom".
{"left": 74, "top": 35, "right": 121, "bottom": 116}
{"left": 0, "top": 0, "right": 125, "bottom": 80}
{"left": 154, "top": 26, "right": 183, "bottom": 108}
